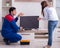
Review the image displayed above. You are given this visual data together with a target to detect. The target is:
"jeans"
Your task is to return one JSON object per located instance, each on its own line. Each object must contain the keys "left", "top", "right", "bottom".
{"left": 48, "top": 21, "right": 58, "bottom": 46}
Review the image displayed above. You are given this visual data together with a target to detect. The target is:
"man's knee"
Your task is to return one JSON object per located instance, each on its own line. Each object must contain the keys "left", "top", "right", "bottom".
{"left": 10, "top": 35, "right": 22, "bottom": 43}
{"left": 8, "top": 34, "right": 22, "bottom": 42}
{"left": 17, "top": 35, "right": 22, "bottom": 41}
{"left": 18, "top": 35, "right": 22, "bottom": 40}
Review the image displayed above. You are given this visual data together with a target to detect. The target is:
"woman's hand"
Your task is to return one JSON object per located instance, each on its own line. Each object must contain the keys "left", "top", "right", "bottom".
{"left": 37, "top": 18, "right": 42, "bottom": 20}
{"left": 18, "top": 12, "right": 24, "bottom": 17}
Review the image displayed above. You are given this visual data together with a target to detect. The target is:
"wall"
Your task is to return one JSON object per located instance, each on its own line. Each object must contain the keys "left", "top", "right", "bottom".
{"left": 56, "top": 0, "right": 60, "bottom": 18}
{"left": 12, "top": 0, "right": 47, "bottom": 29}
{"left": 0, "top": 0, "right": 2, "bottom": 30}
{"left": 12, "top": 2, "right": 41, "bottom": 16}
{"left": 56, "top": 0, "right": 60, "bottom": 27}
{"left": 0, "top": 0, "right": 56, "bottom": 30}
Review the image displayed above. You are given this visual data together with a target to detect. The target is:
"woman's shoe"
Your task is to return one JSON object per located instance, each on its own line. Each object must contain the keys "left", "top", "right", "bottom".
{"left": 3, "top": 38, "right": 10, "bottom": 45}
{"left": 43, "top": 45, "right": 51, "bottom": 48}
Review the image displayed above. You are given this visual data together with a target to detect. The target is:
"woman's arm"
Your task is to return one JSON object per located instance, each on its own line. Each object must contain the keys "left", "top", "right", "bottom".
{"left": 43, "top": 8, "right": 49, "bottom": 20}
{"left": 38, "top": 8, "right": 49, "bottom": 21}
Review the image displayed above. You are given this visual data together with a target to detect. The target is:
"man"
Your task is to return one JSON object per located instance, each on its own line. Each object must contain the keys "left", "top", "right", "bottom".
{"left": 1, "top": 7, "right": 24, "bottom": 45}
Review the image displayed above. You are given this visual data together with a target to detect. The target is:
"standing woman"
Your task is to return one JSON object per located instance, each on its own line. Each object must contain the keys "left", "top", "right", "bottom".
{"left": 39, "top": 1, "right": 59, "bottom": 48}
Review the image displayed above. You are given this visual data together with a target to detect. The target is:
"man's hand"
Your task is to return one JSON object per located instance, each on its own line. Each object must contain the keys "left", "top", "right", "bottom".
{"left": 20, "top": 27, "right": 23, "bottom": 32}
{"left": 18, "top": 12, "right": 24, "bottom": 17}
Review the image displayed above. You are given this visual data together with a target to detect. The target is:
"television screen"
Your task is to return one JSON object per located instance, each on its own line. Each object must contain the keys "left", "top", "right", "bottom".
{"left": 20, "top": 16, "right": 39, "bottom": 30}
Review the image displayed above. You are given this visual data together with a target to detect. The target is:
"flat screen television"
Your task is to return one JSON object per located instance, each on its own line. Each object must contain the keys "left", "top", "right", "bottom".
{"left": 20, "top": 16, "right": 39, "bottom": 30}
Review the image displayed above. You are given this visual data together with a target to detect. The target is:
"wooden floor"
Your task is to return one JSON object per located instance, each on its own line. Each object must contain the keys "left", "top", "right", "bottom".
{"left": 0, "top": 39, "right": 60, "bottom": 48}
{"left": 0, "top": 28, "right": 60, "bottom": 48}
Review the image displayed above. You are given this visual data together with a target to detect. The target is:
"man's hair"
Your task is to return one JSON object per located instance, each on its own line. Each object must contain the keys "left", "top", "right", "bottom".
{"left": 9, "top": 7, "right": 16, "bottom": 13}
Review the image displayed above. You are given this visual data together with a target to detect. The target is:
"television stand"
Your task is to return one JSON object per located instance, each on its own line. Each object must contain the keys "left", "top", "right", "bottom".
{"left": 18, "top": 29, "right": 48, "bottom": 40}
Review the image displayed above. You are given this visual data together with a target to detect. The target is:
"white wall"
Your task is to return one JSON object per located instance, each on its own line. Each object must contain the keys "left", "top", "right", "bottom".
{"left": 55, "top": 0, "right": 60, "bottom": 27}
{"left": 12, "top": 0, "right": 47, "bottom": 29}
{"left": 0, "top": 0, "right": 2, "bottom": 30}
{"left": 0, "top": 0, "right": 56, "bottom": 30}
{"left": 12, "top": 2, "right": 41, "bottom": 16}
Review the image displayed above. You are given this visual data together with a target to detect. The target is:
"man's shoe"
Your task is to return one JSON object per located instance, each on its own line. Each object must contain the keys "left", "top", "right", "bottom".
{"left": 3, "top": 38, "right": 10, "bottom": 45}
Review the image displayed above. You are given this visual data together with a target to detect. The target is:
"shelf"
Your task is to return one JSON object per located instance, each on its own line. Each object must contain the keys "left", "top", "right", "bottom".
{"left": 35, "top": 36, "right": 48, "bottom": 39}
{"left": 2, "top": 0, "right": 12, "bottom": 7}
{"left": 2, "top": 0, "right": 12, "bottom": 17}
{"left": 2, "top": 6, "right": 12, "bottom": 8}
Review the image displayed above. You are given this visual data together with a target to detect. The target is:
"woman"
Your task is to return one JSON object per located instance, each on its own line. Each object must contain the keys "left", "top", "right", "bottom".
{"left": 38, "top": 1, "right": 59, "bottom": 48}
{"left": 1, "top": 7, "right": 24, "bottom": 45}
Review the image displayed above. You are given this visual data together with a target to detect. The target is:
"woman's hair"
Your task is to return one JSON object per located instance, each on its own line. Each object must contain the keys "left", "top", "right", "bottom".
{"left": 41, "top": 1, "right": 48, "bottom": 16}
{"left": 9, "top": 7, "right": 16, "bottom": 13}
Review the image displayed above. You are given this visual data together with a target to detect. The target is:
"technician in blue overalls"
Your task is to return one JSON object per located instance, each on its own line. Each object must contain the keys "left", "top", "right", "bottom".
{"left": 1, "top": 7, "right": 23, "bottom": 45}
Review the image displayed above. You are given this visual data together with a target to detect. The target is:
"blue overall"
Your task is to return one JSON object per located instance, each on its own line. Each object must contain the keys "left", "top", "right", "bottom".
{"left": 1, "top": 14, "right": 22, "bottom": 43}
